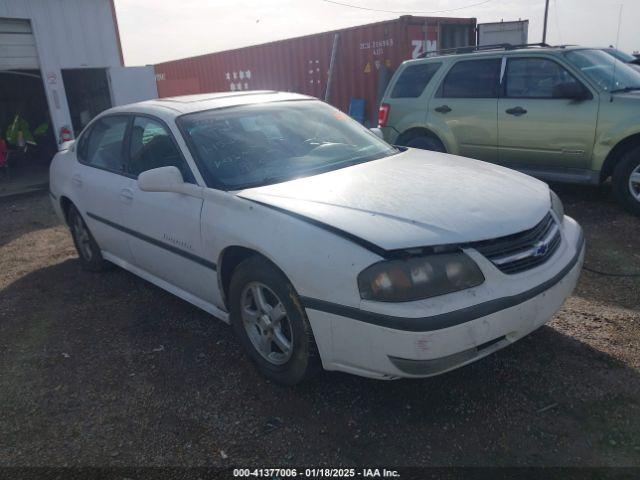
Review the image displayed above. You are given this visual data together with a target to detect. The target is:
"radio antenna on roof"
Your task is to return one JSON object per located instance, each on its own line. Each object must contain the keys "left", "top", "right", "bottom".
{"left": 610, "top": 4, "right": 623, "bottom": 102}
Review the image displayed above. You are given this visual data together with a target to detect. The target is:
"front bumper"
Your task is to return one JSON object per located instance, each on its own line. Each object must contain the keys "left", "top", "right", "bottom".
{"left": 304, "top": 216, "right": 584, "bottom": 379}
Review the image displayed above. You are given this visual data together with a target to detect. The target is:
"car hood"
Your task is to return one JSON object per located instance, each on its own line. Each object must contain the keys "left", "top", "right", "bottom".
{"left": 237, "top": 149, "right": 551, "bottom": 252}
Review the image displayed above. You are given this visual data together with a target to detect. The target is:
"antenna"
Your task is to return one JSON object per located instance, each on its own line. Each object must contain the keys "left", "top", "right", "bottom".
{"left": 610, "top": 4, "right": 623, "bottom": 102}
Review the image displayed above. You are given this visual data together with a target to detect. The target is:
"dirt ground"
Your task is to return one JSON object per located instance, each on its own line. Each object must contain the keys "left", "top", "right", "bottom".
{"left": 0, "top": 185, "right": 638, "bottom": 468}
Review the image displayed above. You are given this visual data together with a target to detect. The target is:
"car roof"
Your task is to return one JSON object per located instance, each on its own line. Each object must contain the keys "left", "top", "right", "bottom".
{"left": 107, "top": 91, "right": 316, "bottom": 117}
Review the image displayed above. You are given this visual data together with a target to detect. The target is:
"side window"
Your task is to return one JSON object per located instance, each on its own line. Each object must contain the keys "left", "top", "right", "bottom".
{"left": 440, "top": 59, "right": 501, "bottom": 98}
{"left": 80, "top": 116, "right": 128, "bottom": 172}
{"left": 128, "top": 116, "right": 194, "bottom": 183}
{"left": 505, "top": 57, "right": 582, "bottom": 98}
{"left": 391, "top": 62, "right": 442, "bottom": 98}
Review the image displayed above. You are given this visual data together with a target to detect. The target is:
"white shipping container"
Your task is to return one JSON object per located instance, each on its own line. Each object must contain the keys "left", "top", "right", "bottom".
{"left": 478, "top": 20, "right": 529, "bottom": 46}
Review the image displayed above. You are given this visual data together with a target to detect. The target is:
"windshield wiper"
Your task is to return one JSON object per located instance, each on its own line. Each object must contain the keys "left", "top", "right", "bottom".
{"left": 610, "top": 86, "right": 640, "bottom": 93}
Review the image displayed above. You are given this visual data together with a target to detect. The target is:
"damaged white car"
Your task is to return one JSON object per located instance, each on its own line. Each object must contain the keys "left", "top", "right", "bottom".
{"left": 50, "top": 91, "right": 584, "bottom": 384}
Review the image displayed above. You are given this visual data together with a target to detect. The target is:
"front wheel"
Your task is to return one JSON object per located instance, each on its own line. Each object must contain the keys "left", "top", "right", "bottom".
{"left": 229, "top": 256, "right": 321, "bottom": 385}
{"left": 612, "top": 145, "right": 640, "bottom": 216}
{"left": 405, "top": 135, "right": 446, "bottom": 153}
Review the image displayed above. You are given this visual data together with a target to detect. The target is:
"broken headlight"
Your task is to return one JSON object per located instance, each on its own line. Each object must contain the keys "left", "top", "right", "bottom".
{"left": 358, "top": 252, "right": 485, "bottom": 302}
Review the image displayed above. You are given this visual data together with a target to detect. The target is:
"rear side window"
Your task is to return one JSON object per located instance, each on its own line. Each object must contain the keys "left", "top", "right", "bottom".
{"left": 391, "top": 62, "right": 442, "bottom": 98}
{"left": 78, "top": 116, "right": 128, "bottom": 172}
{"left": 127, "top": 116, "right": 194, "bottom": 182}
{"left": 440, "top": 59, "right": 501, "bottom": 98}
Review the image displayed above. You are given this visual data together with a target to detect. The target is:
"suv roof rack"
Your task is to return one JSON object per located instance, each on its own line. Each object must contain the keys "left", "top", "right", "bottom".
{"left": 417, "top": 42, "right": 566, "bottom": 59}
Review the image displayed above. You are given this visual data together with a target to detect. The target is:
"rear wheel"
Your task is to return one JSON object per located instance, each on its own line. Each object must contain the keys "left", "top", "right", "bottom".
{"left": 68, "top": 204, "right": 110, "bottom": 271}
{"left": 612, "top": 144, "right": 640, "bottom": 216}
{"left": 229, "top": 256, "right": 321, "bottom": 385}
{"left": 405, "top": 134, "right": 446, "bottom": 152}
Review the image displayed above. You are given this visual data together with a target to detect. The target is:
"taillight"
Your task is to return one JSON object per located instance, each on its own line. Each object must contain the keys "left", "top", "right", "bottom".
{"left": 378, "top": 103, "right": 390, "bottom": 128}
{"left": 59, "top": 126, "right": 74, "bottom": 144}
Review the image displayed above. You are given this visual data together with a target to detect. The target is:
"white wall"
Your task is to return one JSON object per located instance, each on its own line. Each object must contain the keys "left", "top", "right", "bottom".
{"left": 109, "top": 66, "right": 158, "bottom": 106}
{"left": 0, "top": 0, "right": 123, "bottom": 144}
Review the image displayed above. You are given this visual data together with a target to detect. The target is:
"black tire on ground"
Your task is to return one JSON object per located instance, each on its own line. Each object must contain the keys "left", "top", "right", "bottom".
{"left": 67, "top": 204, "right": 110, "bottom": 272}
{"left": 405, "top": 134, "right": 446, "bottom": 152}
{"left": 229, "top": 255, "right": 321, "bottom": 385}
{"left": 612, "top": 144, "right": 640, "bottom": 216}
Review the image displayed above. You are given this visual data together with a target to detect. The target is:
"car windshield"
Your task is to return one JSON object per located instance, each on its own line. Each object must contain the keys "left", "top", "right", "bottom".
{"left": 177, "top": 100, "right": 398, "bottom": 190}
{"left": 564, "top": 49, "right": 640, "bottom": 92}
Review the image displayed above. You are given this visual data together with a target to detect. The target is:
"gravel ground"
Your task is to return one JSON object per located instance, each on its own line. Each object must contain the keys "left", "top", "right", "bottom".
{"left": 0, "top": 185, "right": 638, "bottom": 468}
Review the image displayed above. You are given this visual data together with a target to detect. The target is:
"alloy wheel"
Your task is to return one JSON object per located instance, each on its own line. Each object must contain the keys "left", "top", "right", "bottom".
{"left": 240, "top": 282, "right": 293, "bottom": 365}
{"left": 629, "top": 164, "right": 640, "bottom": 202}
{"left": 72, "top": 213, "right": 93, "bottom": 261}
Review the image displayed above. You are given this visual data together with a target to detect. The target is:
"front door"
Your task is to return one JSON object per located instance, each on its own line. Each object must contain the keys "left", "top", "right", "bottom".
{"left": 119, "top": 115, "right": 219, "bottom": 306}
{"left": 497, "top": 56, "right": 598, "bottom": 172}
{"left": 429, "top": 57, "right": 501, "bottom": 162}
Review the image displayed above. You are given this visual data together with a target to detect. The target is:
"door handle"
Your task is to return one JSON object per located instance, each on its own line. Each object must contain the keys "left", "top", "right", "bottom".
{"left": 506, "top": 106, "right": 527, "bottom": 116}
{"left": 72, "top": 174, "right": 82, "bottom": 187}
{"left": 119, "top": 188, "right": 134, "bottom": 204}
{"left": 435, "top": 105, "right": 452, "bottom": 114}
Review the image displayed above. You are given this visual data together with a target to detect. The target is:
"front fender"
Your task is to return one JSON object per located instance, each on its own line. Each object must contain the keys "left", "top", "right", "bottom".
{"left": 592, "top": 109, "right": 640, "bottom": 171}
{"left": 199, "top": 190, "right": 381, "bottom": 309}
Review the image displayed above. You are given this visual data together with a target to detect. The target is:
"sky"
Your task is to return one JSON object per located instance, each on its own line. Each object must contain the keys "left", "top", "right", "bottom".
{"left": 114, "top": 0, "right": 639, "bottom": 66}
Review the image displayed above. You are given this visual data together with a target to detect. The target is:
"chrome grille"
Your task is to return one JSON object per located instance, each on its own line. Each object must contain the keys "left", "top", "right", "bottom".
{"left": 471, "top": 213, "right": 561, "bottom": 274}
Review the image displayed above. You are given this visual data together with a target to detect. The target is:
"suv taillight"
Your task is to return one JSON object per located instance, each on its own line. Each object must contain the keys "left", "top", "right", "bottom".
{"left": 378, "top": 103, "right": 390, "bottom": 128}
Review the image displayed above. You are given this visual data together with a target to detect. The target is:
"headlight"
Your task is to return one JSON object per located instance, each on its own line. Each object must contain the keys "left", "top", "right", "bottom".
{"left": 358, "top": 252, "right": 485, "bottom": 302}
{"left": 550, "top": 190, "right": 564, "bottom": 220}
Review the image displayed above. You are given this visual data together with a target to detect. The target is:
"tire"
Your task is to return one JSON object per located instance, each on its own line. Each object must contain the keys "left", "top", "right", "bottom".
{"left": 405, "top": 134, "right": 446, "bottom": 152}
{"left": 229, "top": 255, "right": 321, "bottom": 385}
{"left": 67, "top": 204, "right": 110, "bottom": 272}
{"left": 612, "top": 144, "right": 640, "bottom": 216}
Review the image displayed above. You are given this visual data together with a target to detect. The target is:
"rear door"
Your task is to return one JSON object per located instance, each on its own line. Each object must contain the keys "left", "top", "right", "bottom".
{"left": 429, "top": 57, "right": 501, "bottom": 162}
{"left": 497, "top": 56, "right": 598, "bottom": 171}
{"left": 73, "top": 115, "right": 134, "bottom": 263}
{"left": 384, "top": 61, "right": 442, "bottom": 139}
{"left": 119, "top": 115, "right": 219, "bottom": 306}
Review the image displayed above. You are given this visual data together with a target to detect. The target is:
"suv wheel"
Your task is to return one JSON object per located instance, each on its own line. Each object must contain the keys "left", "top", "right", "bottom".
{"left": 405, "top": 135, "right": 446, "bottom": 153}
{"left": 229, "top": 256, "right": 321, "bottom": 385}
{"left": 612, "top": 144, "right": 640, "bottom": 216}
{"left": 68, "top": 204, "right": 110, "bottom": 271}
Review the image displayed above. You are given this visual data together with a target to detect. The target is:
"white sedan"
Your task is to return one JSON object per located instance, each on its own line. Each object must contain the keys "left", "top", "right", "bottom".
{"left": 50, "top": 91, "right": 584, "bottom": 385}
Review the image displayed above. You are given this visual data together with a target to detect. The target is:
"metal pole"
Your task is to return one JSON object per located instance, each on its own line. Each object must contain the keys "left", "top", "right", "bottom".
{"left": 325, "top": 33, "right": 339, "bottom": 102}
{"left": 542, "top": 0, "right": 550, "bottom": 44}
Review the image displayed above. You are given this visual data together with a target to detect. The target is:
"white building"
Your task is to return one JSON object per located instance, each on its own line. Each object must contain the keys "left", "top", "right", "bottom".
{"left": 0, "top": 0, "right": 156, "bottom": 153}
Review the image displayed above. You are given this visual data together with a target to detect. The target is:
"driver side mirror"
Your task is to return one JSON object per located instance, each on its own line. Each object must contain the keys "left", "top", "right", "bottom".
{"left": 553, "top": 82, "right": 591, "bottom": 101}
{"left": 138, "top": 166, "right": 183, "bottom": 192}
{"left": 138, "top": 166, "right": 202, "bottom": 197}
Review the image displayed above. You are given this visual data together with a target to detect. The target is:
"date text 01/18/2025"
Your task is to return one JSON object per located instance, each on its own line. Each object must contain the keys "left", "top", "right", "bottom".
{"left": 232, "top": 468, "right": 401, "bottom": 478}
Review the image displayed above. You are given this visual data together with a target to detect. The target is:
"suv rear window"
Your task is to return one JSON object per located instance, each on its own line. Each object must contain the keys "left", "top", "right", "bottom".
{"left": 440, "top": 59, "right": 501, "bottom": 98}
{"left": 391, "top": 62, "right": 441, "bottom": 98}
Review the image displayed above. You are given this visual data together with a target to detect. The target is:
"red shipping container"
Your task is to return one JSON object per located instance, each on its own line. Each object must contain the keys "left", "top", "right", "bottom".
{"left": 154, "top": 16, "right": 476, "bottom": 125}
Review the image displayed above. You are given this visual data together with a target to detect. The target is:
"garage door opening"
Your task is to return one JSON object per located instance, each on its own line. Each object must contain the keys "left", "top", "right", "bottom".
{"left": 0, "top": 69, "right": 56, "bottom": 193}
{"left": 0, "top": 18, "right": 55, "bottom": 194}
{"left": 61, "top": 68, "right": 112, "bottom": 136}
